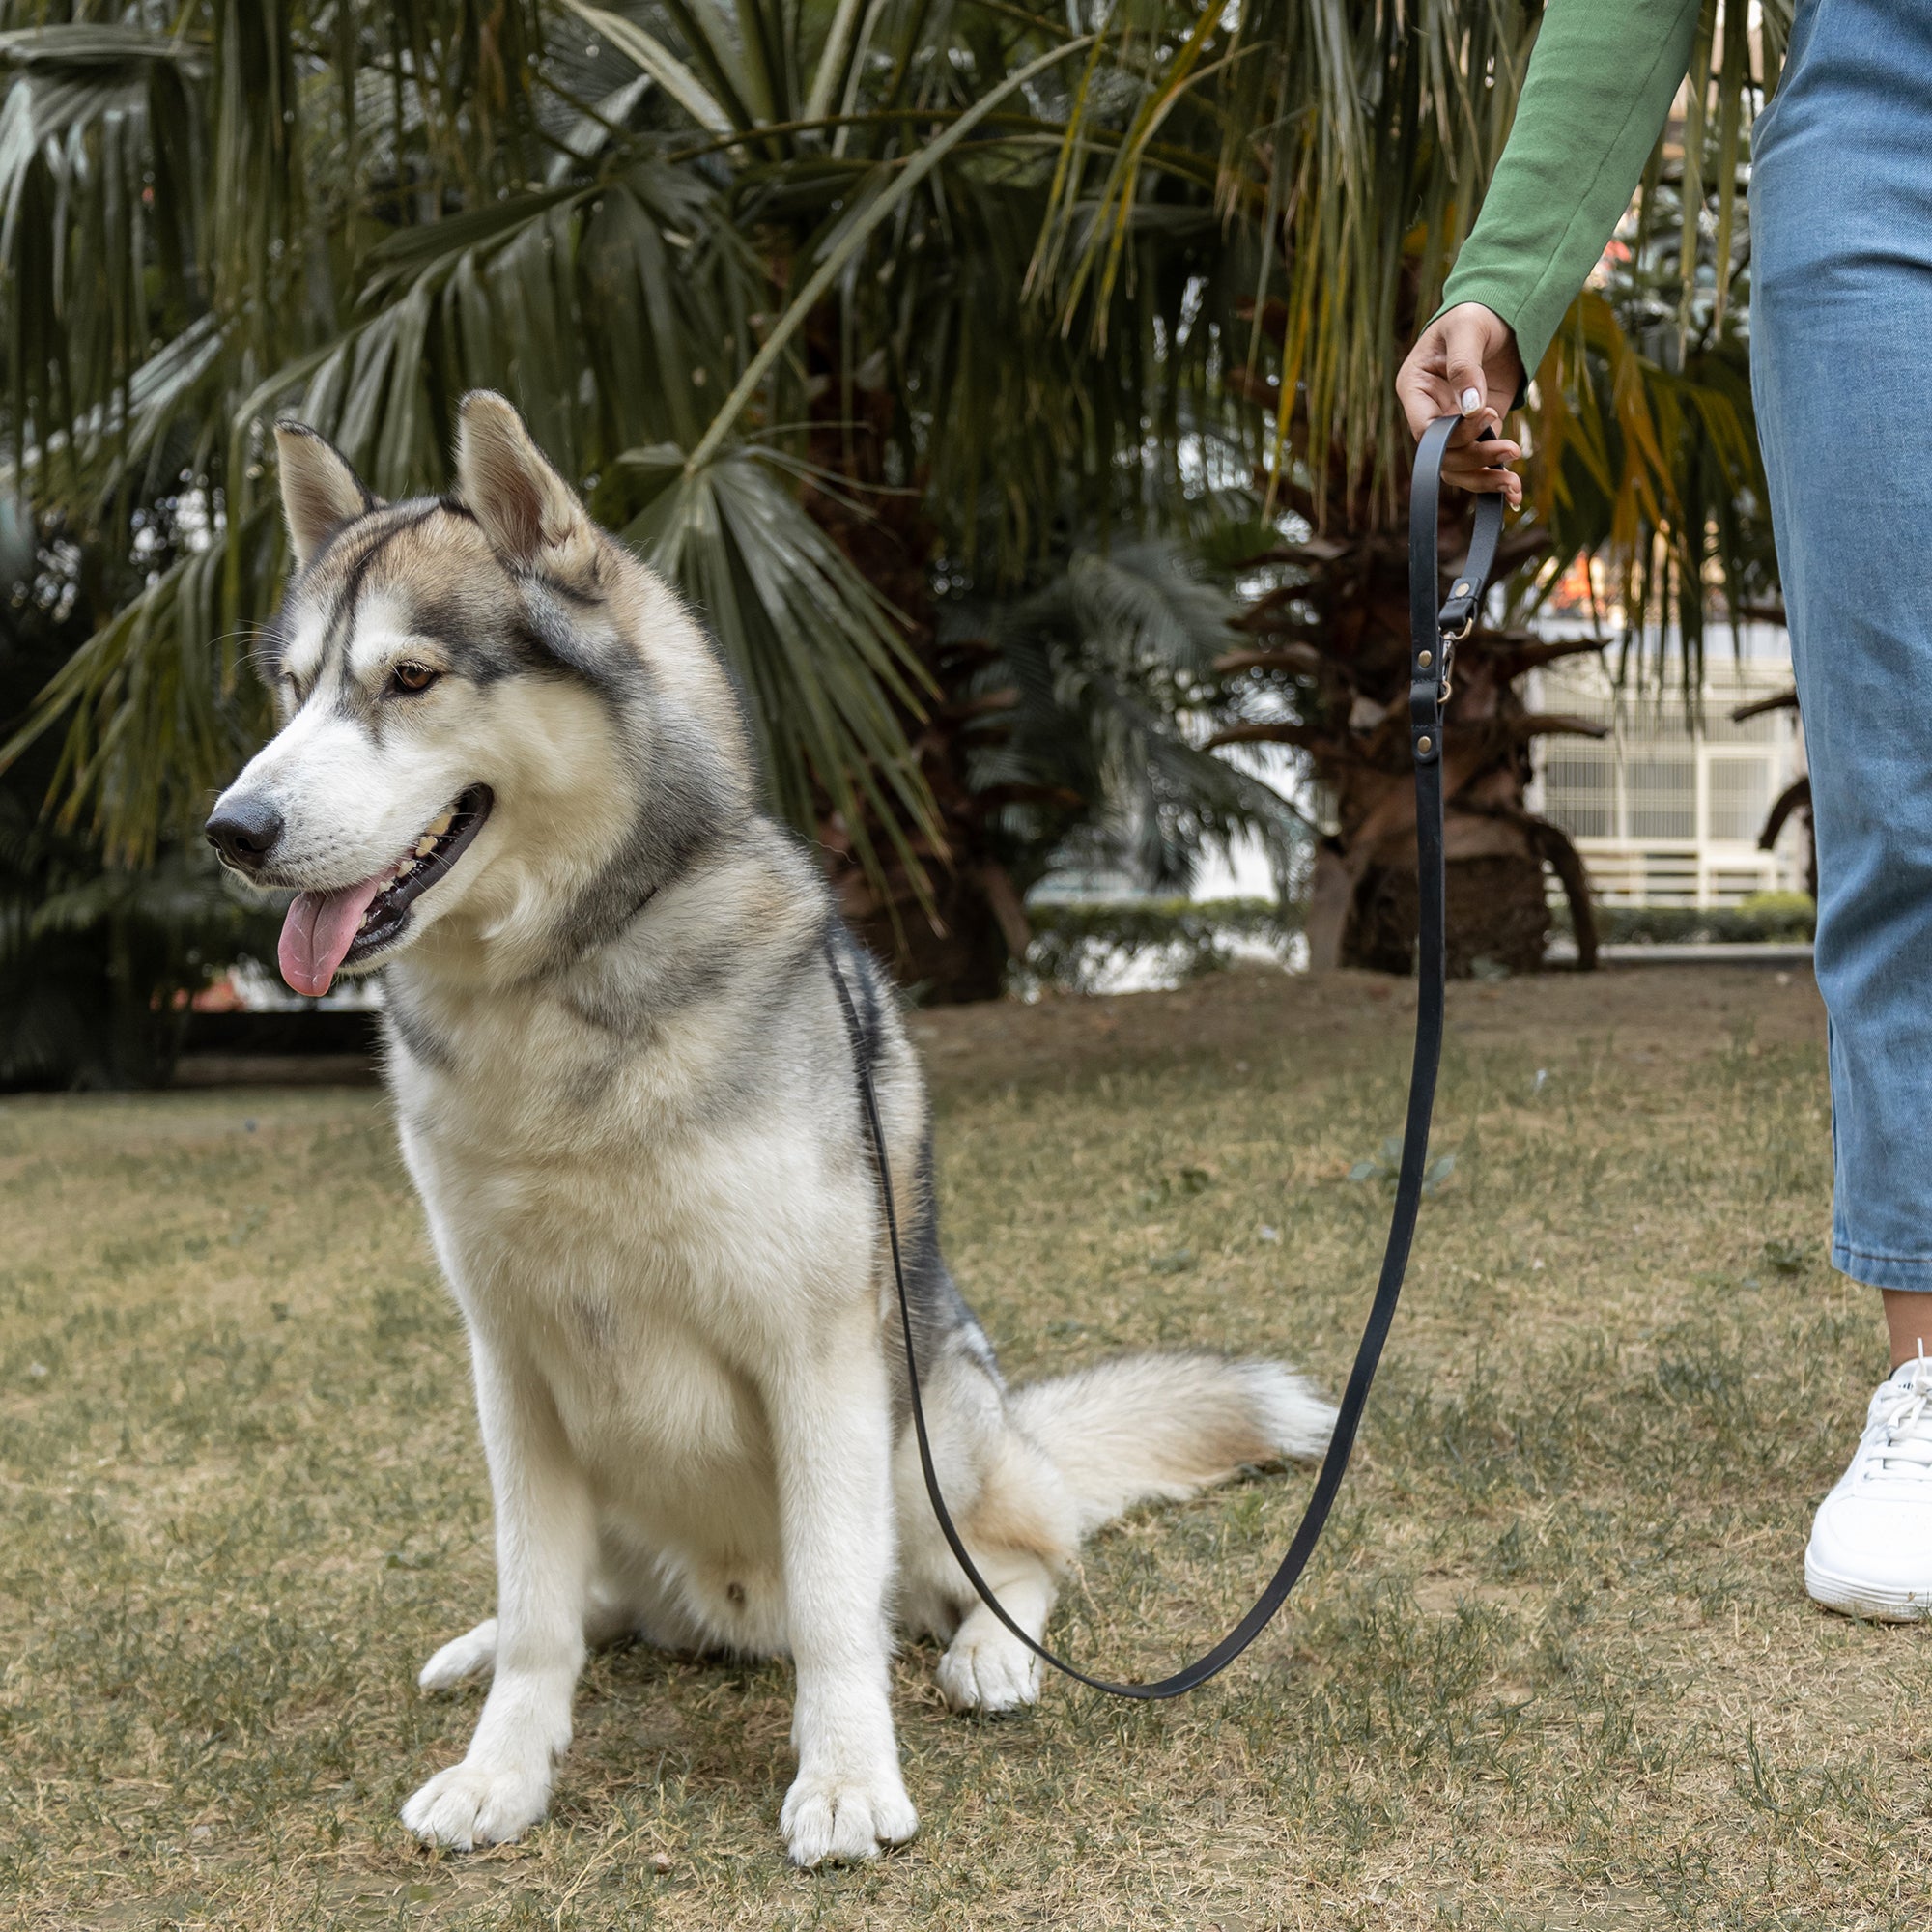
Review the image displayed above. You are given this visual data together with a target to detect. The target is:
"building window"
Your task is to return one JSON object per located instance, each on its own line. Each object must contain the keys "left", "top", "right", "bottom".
{"left": 1627, "top": 755, "right": 1696, "bottom": 839}
{"left": 1707, "top": 755, "right": 1771, "bottom": 843}
{"left": 1544, "top": 750, "right": 1615, "bottom": 837}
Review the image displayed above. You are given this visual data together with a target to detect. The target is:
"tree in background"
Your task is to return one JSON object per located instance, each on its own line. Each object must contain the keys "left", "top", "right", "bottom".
{"left": 1033, "top": 0, "right": 1787, "bottom": 973}
{"left": 0, "top": 500, "right": 277, "bottom": 1085}
{"left": 0, "top": 0, "right": 1789, "bottom": 1049}
{"left": 0, "top": 0, "right": 1298, "bottom": 1008}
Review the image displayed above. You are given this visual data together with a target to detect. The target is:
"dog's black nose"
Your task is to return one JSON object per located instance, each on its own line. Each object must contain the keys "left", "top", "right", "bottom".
{"left": 205, "top": 796, "right": 284, "bottom": 871}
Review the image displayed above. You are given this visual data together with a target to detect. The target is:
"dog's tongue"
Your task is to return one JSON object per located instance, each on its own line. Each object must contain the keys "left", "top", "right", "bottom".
{"left": 278, "top": 876, "right": 387, "bottom": 997}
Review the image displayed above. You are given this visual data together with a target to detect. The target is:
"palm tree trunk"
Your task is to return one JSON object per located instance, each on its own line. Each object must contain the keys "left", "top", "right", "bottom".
{"left": 798, "top": 357, "right": 1027, "bottom": 1000}
{"left": 1221, "top": 510, "right": 1604, "bottom": 979}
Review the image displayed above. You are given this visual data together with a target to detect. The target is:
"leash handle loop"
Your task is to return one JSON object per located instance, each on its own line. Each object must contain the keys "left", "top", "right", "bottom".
{"left": 831, "top": 414, "right": 1500, "bottom": 1699}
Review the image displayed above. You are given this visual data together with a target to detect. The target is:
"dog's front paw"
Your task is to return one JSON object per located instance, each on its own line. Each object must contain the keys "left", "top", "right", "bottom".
{"left": 937, "top": 1628, "right": 1040, "bottom": 1715}
{"left": 781, "top": 1765, "right": 918, "bottom": 1866}
{"left": 402, "top": 1759, "right": 550, "bottom": 1850}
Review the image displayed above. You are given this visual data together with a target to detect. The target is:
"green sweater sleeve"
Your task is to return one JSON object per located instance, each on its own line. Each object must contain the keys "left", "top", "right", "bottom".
{"left": 1439, "top": 0, "right": 1702, "bottom": 378}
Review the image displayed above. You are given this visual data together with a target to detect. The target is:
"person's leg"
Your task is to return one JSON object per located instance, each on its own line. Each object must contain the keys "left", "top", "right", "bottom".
{"left": 1886, "top": 1292, "right": 1932, "bottom": 1372}
{"left": 1754, "top": 0, "right": 1932, "bottom": 1311}
{"left": 1751, "top": 0, "right": 1932, "bottom": 1618}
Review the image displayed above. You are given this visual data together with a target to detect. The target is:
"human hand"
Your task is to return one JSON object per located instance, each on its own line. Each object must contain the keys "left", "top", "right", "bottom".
{"left": 1395, "top": 302, "right": 1525, "bottom": 506}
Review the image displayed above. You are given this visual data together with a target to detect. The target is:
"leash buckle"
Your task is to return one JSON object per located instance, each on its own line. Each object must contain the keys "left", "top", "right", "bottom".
{"left": 1437, "top": 572, "right": 1479, "bottom": 644}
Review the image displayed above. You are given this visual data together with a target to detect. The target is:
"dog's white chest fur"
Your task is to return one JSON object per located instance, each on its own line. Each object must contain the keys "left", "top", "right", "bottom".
{"left": 389, "top": 974, "right": 867, "bottom": 1652}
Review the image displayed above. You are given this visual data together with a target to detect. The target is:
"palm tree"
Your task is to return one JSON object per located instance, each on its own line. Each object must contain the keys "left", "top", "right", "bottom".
{"left": 0, "top": 0, "right": 1787, "bottom": 1002}
{"left": 0, "top": 0, "right": 1301, "bottom": 1001}
{"left": 1034, "top": 0, "right": 1788, "bottom": 971}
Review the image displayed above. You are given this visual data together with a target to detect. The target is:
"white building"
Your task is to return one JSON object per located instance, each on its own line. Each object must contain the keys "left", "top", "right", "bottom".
{"left": 1526, "top": 623, "right": 1810, "bottom": 907}
{"left": 1042, "top": 627, "right": 1812, "bottom": 916}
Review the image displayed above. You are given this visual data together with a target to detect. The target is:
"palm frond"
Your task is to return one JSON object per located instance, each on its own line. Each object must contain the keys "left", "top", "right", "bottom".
{"left": 619, "top": 441, "right": 941, "bottom": 891}
{"left": 951, "top": 534, "right": 1307, "bottom": 896}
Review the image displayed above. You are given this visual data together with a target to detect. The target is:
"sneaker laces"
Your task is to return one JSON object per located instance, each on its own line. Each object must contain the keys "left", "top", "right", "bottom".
{"left": 1868, "top": 1350, "right": 1932, "bottom": 1481}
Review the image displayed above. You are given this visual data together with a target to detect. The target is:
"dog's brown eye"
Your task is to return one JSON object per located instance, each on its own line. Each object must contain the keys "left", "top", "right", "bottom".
{"left": 390, "top": 662, "right": 439, "bottom": 695}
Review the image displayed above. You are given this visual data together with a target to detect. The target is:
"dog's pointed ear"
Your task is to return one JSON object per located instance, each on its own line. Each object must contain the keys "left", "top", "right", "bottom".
{"left": 454, "top": 391, "right": 587, "bottom": 566}
{"left": 274, "top": 423, "right": 377, "bottom": 568}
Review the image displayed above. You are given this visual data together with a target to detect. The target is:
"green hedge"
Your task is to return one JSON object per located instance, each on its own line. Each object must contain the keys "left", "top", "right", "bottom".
{"left": 1023, "top": 890, "right": 1814, "bottom": 994}
{"left": 1553, "top": 891, "right": 1816, "bottom": 946}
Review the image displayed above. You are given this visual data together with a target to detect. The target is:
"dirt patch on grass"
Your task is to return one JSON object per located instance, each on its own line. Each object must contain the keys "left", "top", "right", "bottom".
{"left": 7, "top": 964, "right": 1925, "bottom": 1931}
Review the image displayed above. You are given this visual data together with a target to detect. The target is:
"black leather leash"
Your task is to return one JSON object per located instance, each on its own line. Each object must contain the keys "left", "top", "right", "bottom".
{"left": 828, "top": 413, "right": 1504, "bottom": 1697}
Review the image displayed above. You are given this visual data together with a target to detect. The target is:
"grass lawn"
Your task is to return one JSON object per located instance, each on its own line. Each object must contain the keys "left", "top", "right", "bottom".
{"left": 3, "top": 964, "right": 1925, "bottom": 1930}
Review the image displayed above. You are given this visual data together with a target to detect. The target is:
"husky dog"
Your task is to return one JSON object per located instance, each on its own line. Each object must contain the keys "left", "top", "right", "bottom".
{"left": 205, "top": 393, "right": 1335, "bottom": 1866}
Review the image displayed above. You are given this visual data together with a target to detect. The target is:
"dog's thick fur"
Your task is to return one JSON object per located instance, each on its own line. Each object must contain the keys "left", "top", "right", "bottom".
{"left": 209, "top": 395, "right": 1335, "bottom": 1866}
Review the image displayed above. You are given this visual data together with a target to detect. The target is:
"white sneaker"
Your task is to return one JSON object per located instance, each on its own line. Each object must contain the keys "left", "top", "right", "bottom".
{"left": 1805, "top": 1354, "right": 1932, "bottom": 1620}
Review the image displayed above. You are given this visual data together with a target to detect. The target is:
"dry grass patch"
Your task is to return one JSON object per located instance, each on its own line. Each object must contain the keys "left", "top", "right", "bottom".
{"left": 2, "top": 965, "right": 1924, "bottom": 1929}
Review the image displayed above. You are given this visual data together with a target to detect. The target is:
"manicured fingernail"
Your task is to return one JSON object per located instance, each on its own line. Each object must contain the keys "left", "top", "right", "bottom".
{"left": 1459, "top": 387, "right": 1482, "bottom": 414}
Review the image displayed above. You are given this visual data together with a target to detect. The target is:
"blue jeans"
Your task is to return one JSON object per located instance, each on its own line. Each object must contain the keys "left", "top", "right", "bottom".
{"left": 1752, "top": 0, "right": 1932, "bottom": 1290}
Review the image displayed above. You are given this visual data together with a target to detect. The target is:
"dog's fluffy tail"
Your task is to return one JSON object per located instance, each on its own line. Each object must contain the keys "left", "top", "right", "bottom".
{"left": 1008, "top": 1353, "right": 1336, "bottom": 1537}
